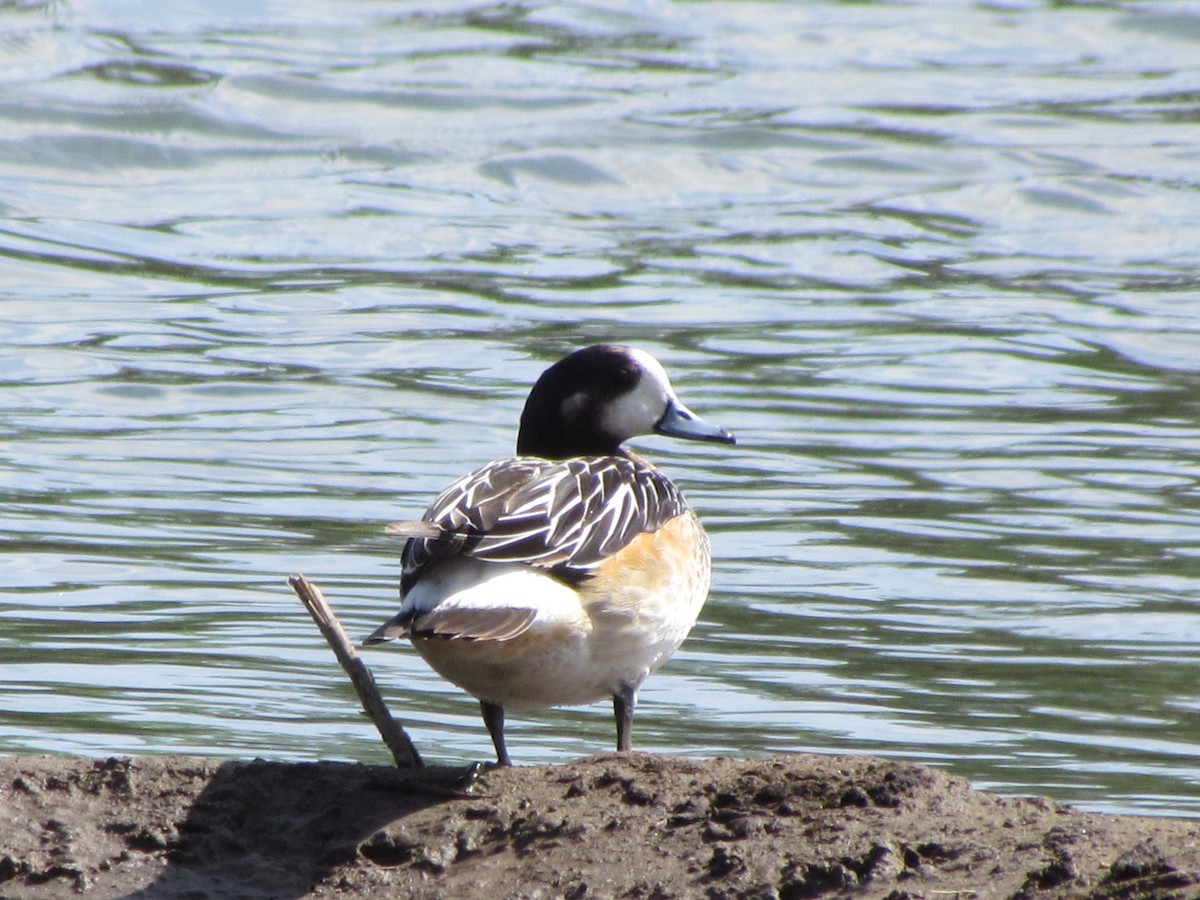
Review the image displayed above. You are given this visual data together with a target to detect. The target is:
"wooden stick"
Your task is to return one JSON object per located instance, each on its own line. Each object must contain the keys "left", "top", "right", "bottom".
{"left": 288, "top": 574, "right": 423, "bottom": 768}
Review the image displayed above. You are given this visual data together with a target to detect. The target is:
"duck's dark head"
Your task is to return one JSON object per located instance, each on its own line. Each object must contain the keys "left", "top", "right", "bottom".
{"left": 516, "top": 344, "right": 735, "bottom": 459}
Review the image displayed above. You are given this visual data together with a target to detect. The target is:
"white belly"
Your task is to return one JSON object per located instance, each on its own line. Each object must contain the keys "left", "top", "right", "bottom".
{"left": 405, "top": 517, "right": 711, "bottom": 709}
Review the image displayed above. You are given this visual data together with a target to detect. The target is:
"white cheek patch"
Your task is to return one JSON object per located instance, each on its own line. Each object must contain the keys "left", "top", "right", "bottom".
{"left": 600, "top": 369, "right": 674, "bottom": 440}
{"left": 627, "top": 348, "right": 673, "bottom": 393}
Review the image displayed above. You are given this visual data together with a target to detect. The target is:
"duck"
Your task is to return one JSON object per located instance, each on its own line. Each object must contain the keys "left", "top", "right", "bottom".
{"left": 364, "top": 344, "right": 735, "bottom": 765}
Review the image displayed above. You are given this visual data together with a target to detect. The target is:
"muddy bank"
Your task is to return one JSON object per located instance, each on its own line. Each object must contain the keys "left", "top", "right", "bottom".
{"left": 2, "top": 752, "right": 1197, "bottom": 899}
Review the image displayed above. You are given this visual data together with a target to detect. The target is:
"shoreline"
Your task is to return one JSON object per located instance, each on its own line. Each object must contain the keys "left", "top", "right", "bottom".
{"left": 2, "top": 751, "right": 1197, "bottom": 899}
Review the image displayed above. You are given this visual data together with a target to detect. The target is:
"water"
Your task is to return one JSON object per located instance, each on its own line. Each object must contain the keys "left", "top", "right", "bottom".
{"left": 2, "top": 0, "right": 1199, "bottom": 818}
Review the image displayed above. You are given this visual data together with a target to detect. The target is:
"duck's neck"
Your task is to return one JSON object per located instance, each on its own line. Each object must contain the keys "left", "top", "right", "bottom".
{"left": 516, "top": 426, "right": 627, "bottom": 460}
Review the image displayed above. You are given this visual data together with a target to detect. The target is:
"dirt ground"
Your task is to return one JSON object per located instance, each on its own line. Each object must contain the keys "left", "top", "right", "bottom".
{"left": 1, "top": 752, "right": 1198, "bottom": 900}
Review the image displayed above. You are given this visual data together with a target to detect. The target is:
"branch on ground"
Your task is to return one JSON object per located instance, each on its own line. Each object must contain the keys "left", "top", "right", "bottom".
{"left": 288, "top": 573, "right": 422, "bottom": 768}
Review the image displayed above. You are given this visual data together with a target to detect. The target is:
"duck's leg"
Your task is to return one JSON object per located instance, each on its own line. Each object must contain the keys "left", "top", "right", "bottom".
{"left": 613, "top": 683, "right": 637, "bottom": 752}
{"left": 481, "top": 700, "right": 512, "bottom": 766}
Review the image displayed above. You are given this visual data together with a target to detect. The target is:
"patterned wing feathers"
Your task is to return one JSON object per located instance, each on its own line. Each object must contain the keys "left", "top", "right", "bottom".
{"left": 399, "top": 456, "right": 687, "bottom": 593}
{"left": 363, "top": 605, "right": 537, "bottom": 643}
{"left": 411, "top": 606, "right": 537, "bottom": 642}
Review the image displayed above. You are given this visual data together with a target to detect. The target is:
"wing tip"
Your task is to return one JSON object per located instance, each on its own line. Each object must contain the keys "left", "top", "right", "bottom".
{"left": 363, "top": 614, "right": 413, "bottom": 645}
{"left": 385, "top": 520, "right": 444, "bottom": 539}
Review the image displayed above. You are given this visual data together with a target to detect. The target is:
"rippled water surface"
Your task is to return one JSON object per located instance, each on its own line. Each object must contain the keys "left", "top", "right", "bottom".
{"left": 3, "top": 0, "right": 1200, "bottom": 817}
